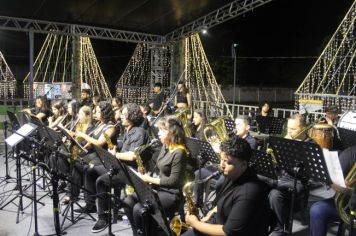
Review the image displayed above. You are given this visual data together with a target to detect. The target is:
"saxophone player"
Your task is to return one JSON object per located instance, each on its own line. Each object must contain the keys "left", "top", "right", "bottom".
{"left": 122, "top": 116, "right": 187, "bottom": 236}
{"left": 183, "top": 136, "right": 270, "bottom": 236}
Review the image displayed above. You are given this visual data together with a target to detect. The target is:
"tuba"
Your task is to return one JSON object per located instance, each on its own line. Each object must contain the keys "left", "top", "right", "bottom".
{"left": 335, "top": 163, "right": 356, "bottom": 229}
{"left": 174, "top": 108, "right": 192, "bottom": 137}
{"left": 203, "top": 117, "right": 229, "bottom": 144}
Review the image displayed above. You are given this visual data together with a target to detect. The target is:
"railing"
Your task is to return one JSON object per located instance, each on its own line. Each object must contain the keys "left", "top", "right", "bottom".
{"left": 194, "top": 100, "right": 327, "bottom": 121}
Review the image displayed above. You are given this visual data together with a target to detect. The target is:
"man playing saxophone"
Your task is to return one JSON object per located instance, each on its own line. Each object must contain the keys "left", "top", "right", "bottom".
{"left": 183, "top": 136, "right": 270, "bottom": 236}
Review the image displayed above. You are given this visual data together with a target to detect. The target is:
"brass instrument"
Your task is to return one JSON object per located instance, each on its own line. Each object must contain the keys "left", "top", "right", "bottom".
{"left": 203, "top": 117, "right": 228, "bottom": 144}
{"left": 170, "top": 181, "right": 198, "bottom": 236}
{"left": 174, "top": 108, "right": 192, "bottom": 137}
{"left": 104, "top": 133, "right": 115, "bottom": 150}
{"left": 335, "top": 163, "right": 356, "bottom": 229}
{"left": 134, "top": 139, "right": 160, "bottom": 175}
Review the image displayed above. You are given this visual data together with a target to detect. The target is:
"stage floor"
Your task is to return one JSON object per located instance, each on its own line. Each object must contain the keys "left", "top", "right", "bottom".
{"left": 0, "top": 135, "right": 342, "bottom": 236}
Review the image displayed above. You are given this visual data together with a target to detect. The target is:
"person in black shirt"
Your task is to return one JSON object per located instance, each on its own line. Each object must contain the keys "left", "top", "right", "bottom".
{"left": 24, "top": 96, "right": 51, "bottom": 125}
{"left": 192, "top": 109, "right": 206, "bottom": 141}
{"left": 175, "top": 81, "right": 193, "bottom": 110}
{"left": 88, "top": 103, "right": 149, "bottom": 233}
{"left": 149, "top": 82, "right": 165, "bottom": 116}
{"left": 183, "top": 136, "right": 270, "bottom": 236}
{"left": 123, "top": 116, "right": 188, "bottom": 236}
{"left": 79, "top": 83, "right": 93, "bottom": 108}
{"left": 309, "top": 145, "right": 356, "bottom": 236}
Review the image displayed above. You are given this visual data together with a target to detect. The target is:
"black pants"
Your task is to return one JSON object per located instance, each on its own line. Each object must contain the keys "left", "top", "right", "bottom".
{"left": 123, "top": 189, "right": 181, "bottom": 236}
{"left": 95, "top": 169, "right": 129, "bottom": 215}
{"left": 268, "top": 175, "right": 305, "bottom": 236}
{"left": 84, "top": 164, "right": 107, "bottom": 206}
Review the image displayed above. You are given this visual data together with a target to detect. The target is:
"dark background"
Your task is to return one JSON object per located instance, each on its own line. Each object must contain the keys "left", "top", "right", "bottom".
{"left": 0, "top": 0, "right": 353, "bottom": 95}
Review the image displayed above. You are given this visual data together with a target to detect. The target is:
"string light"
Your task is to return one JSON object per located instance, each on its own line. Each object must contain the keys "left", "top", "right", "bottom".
{"left": 0, "top": 51, "right": 16, "bottom": 99}
{"left": 24, "top": 34, "right": 111, "bottom": 99}
{"left": 295, "top": 1, "right": 355, "bottom": 112}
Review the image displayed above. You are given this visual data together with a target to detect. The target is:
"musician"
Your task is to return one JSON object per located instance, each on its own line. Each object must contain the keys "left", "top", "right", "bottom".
{"left": 175, "top": 81, "right": 192, "bottom": 110}
{"left": 149, "top": 82, "right": 165, "bottom": 116}
{"left": 309, "top": 145, "right": 356, "bottom": 236}
{"left": 122, "top": 116, "right": 187, "bottom": 236}
{"left": 192, "top": 109, "right": 206, "bottom": 141}
{"left": 25, "top": 96, "right": 51, "bottom": 125}
{"left": 63, "top": 100, "right": 79, "bottom": 130}
{"left": 183, "top": 137, "right": 270, "bottom": 236}
{"left": 92, "top": 94, "right": 101, "bottom": 122}
{"left": 48, "top": 101, "right": 66, "bottom": 129}
{"left": 194, "top": 115, "right": 258, "bottom": 206}
{"left": 321, "top": 105, "right": 342, "bottom": 151}
{"left": 112, "top": 96, "right": 123, "bottom": 123}
{"left": 79, "top": 83, "right": 93, "bottom": 108}
{"left": 259, "top": 101, "right": 273, "bottom": 117}
{"left": 61, "top": 105, "right": 95, "bottom": 203}
{"left": 140, "top": 104, "right": 151, "bottom": 130}
{"left": 268, "top": 113, "right": 312, "bottom": 236}
{"left": 81, "top": 103, "right": 149, "bottom": 233}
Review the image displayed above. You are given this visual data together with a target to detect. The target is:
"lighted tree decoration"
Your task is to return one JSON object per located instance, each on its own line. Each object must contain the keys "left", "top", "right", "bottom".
{"left": 295, "top": 1, "right": 356, "bottom": 112}
{"left": 0, "top": 51, "right": 16, "bottom": 99}
{"left": 24, "top": 34, "right": 111, "bottom": 99}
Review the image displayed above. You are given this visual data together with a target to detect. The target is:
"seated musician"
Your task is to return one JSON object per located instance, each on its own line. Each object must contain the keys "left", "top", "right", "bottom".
{"left": 66, "top": 102, "right": 115, "bottom": 204}
{"left": 175, "top": 81, "right": 193, "bottom": 110}
{"left": 321, "top": 105, "right": 342, "bottom": 151}
{"left": 259, "top": 101, "right": 273, "bottom": 117}
{"left": 111, "top": 96, "right": 123, "bottom": 123}
{"left": 139, "top": 104, "right": 151, "bottom": 130}
{"left": 309, "top": 145, "right": 356, "bottom": 236}
{"left": 92, "top": 94, "right": 101, "bottom": 121}
{"left": 192, "top": 109, "right": 206, "bottom": 141}
{"left": 63, "top": 100, "right": 79, "bottom": 130}
{"left": 79, "top": 83, "right": 93, "bottom": 108}
{"left": 268, "top": 113, "right": 312, "bottom": 236}
{"left": 194, "top": 115, "right": 257, "bottom": 207}
{"left": 183, "top": 136, "right": 270, "bottom": 236}
{"left": 83, "top": 103, "right": 149, "bottom": 233}
{"left": 57, "top": 105, "right": 94, "bottom": 203}
{"left": 24, "top": 96, "right": 51, "bottom": 125}
{"left": 122, "top": 116, "right": 187, "bottom": 236}
{"left": 48, "top": 101, "right": 66, "bottom": 129}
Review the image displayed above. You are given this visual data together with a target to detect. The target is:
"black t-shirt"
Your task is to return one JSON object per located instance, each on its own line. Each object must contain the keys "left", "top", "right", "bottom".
{"left": 33, "top": 107, "right": 51, "bottom": 125}
{"left": 152, "top": 92, "right": 165, "bottom": 111}
{"left": 213, "top": 168, "right": 270, "bottom": 236}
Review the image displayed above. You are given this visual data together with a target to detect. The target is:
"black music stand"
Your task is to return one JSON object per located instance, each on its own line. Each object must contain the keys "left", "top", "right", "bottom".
{"left": 224, "top": 118, "right": 235, "bottom": 134}
{"left": 256, "top": 116, "right": 285, "bottom": 135}
{"left": 94, "top": 146, "right": 173, "bottom": 236}
{"left": 337, "top": 127, "right": 356, "bottom": 150}
{"left": 269, "top": 136, "right": 332, "bottom": 235}
{"left": 250, "top": 150, "right": 278, "bottom": 180}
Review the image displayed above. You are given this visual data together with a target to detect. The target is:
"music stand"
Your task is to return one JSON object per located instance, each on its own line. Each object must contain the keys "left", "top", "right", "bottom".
{"left": 94, "top": 146, "right": 173, "bottom": 236}
{"left": 256, "top": 116, "right": 285, "bottom": 134}
{"left": 186, "top": 138, "right": 220, "bottom": 166}
{"left": 224, "top": 118, "right": 235, "bottom": 134}
{"left": 250, "top": 150, "right": 278, "bottom": 180}
{"left": 269, "top": 136, "right": 332, "bottom": 235}
{"left": 337, "top": 127, "right": 356, "bottom": 150}
{"left": 7, "top": 111, "right": 21, "bottom": 129}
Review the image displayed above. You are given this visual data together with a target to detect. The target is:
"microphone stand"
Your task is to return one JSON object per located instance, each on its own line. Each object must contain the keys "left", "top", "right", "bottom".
{"left": 151, "top": 69, "right": 186, "bottom": 127}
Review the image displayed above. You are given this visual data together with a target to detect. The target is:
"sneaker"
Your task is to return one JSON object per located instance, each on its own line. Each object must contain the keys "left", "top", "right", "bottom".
{"left": 91, "top": 216, "right": 108, "bottom": 233}
{"left": 74, "top": 204, "right": 97, "bottom": 214}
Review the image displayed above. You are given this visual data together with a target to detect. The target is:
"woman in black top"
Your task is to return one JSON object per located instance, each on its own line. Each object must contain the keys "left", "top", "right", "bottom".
{"left": 24, "top": 96, "right": 51, "bottom": 125}
{"left": 175, "top": 82, "right": 192, "bottom": 110}
{"left": 192, "top": 109, "right": 206, "bottom": 141}
{"left": 183, "top": 137, "right": 270, "bottom": 236}
{"left": 123, "top": 116, "right": 188, "bottom": 236}
{"left": 63, "top": 100, "right": 79, "bottom": 131}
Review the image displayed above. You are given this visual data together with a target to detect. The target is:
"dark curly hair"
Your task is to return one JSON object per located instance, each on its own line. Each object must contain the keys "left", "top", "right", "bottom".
{"left": 220, "top": 136, "right": 252, "bottom": 162}
{"left": 124, "top": 103, "right": 144, "bottom": 126}
{"left": 98, "top": 101, "right": 114, "bottom": 123}
{"left": 156, "top": 116, "right": 186, "bottom": 145}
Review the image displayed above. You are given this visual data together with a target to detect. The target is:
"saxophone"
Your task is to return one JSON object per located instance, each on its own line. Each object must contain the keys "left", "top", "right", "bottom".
{"left": 335, "top": 163, "right": 356, "bottom": 229}
{"left": 104, "top": 133, "right": 115, "bottom": 150}
{"left": 170, "top": 182, "right": 199, "bottom": 236}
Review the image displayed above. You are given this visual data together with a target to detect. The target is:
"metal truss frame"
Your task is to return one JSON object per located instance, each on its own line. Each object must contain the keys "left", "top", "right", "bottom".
{"left": 165, "top": 0, "right": 274, "bottom": 41}
{"left": 0, "top": 0, "right": 274, "bottom": 43}
{"left": 0, "top": 15, "right": 164, "bottom": 44}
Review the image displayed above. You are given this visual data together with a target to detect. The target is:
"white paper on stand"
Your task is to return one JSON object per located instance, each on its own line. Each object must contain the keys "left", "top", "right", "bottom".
{"left": 5, "top": 123, "right": 37, "bottom": 147}
{"left": 322, "top": 149, "right": 346, "bottom": 188}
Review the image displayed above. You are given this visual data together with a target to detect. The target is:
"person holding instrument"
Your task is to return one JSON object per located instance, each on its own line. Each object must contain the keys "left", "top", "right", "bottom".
{"left": 183, "top": 136, "right": 270, "bottom": 236}
{"left": 23, "top": 96, "right": 51, "bottom": 125}
{"left": 86, "top": 103, "right": 149, "bottom": 233}
{"left": 63, "top": 100, "right": 79, "bottom": 130}
{"left": 122, "top": 116, "right": 188, "bottom": 236}
{"left": 48, "top": 101, "right": 66, "bottom": 129}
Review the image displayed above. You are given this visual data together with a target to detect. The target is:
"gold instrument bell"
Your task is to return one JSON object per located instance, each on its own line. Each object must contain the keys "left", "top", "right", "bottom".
{"left": 203, "top": 117, "right": 229, "bottom": 145}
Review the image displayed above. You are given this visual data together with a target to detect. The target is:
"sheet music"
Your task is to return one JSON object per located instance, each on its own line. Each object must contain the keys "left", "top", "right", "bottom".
{"left": 5, "top": 123, "right": 37, "bottom": 147}
{"left": 323, "top": 149, "right": 346, "bottom": 188}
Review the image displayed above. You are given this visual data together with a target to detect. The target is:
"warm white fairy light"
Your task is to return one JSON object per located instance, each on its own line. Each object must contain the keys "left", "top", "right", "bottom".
{"left": 296, "top": 1, "right": 355, "bottom": 112}
{"left": 0, "top": 51, "right": 16, "bottom": 99}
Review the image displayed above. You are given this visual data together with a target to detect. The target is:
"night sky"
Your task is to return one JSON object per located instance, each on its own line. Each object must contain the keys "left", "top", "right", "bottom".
{"left": 0, "top": 0, "right": 354, "bottom": 94}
